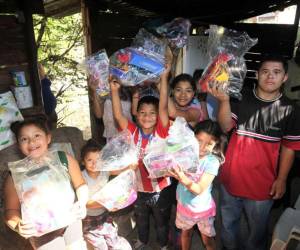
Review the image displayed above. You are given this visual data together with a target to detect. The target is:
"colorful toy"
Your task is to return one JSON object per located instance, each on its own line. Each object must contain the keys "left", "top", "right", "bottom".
{"left": 78, "top": 49, "right": 110, "bottom": 97}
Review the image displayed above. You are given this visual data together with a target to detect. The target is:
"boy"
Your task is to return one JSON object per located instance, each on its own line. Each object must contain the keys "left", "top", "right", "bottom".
{"left": 209, "top": 54, "right": 300, "bottom": 250}
{"left": 110, "top": 64, "right": 171, "bottom": 250}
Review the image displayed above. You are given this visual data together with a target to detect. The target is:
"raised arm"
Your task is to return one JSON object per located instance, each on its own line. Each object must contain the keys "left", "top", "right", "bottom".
{"left": 208, "top": 83, "right": 232, "bottom": 133}
{"left": 88, "top": 78, "right": 104, "bottom": 119}
{"left": 159, "top": 64, "right": 171, "bottom": 127}
{"left": 110, "top": 77, "right": 128, "bottom": 130}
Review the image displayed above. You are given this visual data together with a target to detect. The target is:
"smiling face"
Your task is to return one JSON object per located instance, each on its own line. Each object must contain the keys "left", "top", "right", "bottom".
{"left": 136, "top": 103, "right": 158, "bottom": 134}
{"left": 195, "top": 131, "right": 217, "bottom": 158}
{"left": 257, "top": 61, "right": 288, "bottom": 99}
{"left": 18, "top": 124, "right": 51, "bottom": 159}
{"left": 83, "top": 151, "right": 100, "bottom": 173}
{"left": 173, "top": 81, "right": 195, "bottom": 107}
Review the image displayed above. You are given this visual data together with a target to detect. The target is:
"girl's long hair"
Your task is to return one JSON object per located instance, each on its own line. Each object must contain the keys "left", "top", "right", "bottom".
{"left": 194, "top": 119, "right": 226, "bottom": 163}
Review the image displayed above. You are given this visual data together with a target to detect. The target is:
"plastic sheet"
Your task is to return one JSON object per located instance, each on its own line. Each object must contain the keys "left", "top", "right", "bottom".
{"left": 156, "top": 17, "right": 191, "bottom": 49}
{"left": 198, "top": 25, "right": 258, "bottom": 100}
{"left": 91, "top": 169, "right": 137, "bottom": 211}
{"left": 8, "top": 151, "right": 75, "bottom": 236}
{"left": 78, "top": 49, "right": 110, "bottom": 97}
{"left": 96, "top": 130, "right": 138, "bottom": 171}
{"left": 143, "top": 117, "right": 200, "bottom": 178}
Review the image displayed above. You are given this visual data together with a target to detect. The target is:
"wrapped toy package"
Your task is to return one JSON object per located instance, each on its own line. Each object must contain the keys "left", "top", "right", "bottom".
{"left": 91, "top": 169, "right": 137, "bottom": 211}
{"left": 143, "top": 117, "right": 200, "bottom": 178}
{"left": 8, "top": 151, "right": 76, "bottom": 236}
{"left": 96, "top": 130, "right": 138, "bottom": 171}
{"left": 78, "top": 49, "right": 110, "bottom": 97}
{"left": 109, "top": 29, "right": 166, "bottom": 86}
{"left": 198, "top": 25, "right": 258, "bottom": 99}
{"left": 156, "top": 17, "right": 191, "bottom": 49}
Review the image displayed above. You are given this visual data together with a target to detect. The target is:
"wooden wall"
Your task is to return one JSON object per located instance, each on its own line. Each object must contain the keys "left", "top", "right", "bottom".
{"left": 0, "top": 2, "right": 44, "bottom": 117}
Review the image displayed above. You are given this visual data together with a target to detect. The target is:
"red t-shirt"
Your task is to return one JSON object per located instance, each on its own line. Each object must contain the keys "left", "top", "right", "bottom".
{"left": 220, "top": 88, "right": 300, "bottom": 200}
{"left": 126, "top": 119, "right": 171, "bottom": 192}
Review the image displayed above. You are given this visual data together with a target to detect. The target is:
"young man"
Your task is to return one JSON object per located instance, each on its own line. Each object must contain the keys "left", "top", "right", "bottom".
{"left": 110, "top": 64, "right": 171, "bottom": 250}
{"left": 209, "top": 54, "right": 300, "bottom": 250}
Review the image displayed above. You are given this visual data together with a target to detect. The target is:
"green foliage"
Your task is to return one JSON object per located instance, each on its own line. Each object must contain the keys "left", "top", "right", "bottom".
{"left": 33, "top": 13, "right": 88, "bottom": 127}
{"left": 33, "top": 13, "right": 86, "bottom": 95}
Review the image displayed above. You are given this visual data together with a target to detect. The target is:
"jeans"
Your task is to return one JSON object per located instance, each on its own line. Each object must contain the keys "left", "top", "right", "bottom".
{"left": 134, "top": 185, "right": 173, "bottom": 247}
{"left": 220, "top": 184, "right": 273, "bottom": 250}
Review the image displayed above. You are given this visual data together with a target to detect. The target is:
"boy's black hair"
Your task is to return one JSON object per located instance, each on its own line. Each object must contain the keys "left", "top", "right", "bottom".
{"left": 194, "top": 119, "right": 226, "bottom": 163}
{"left": 258, "top": 53, "right": 288, "bottom": 73}
{"left": 170, "top": 73, "right": 197, "bottom": 92}
{"left": 80, "top": 139, "right": 103, "bottom": 161}
{"left": 10, "top": 116, "right": 50, "bottom": 142}
{"left": 137, "top": 95, "right": 159, "bottom": 112}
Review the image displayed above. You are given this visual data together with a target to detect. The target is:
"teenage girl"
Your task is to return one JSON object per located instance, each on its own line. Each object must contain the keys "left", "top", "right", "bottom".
{"left": 169, "top": 73, "right": 208, "bottom": 128}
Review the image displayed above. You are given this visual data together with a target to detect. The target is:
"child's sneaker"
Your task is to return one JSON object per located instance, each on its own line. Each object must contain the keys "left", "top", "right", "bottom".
{"left": 133, "top": 239, "right": 147, "bottom": 250}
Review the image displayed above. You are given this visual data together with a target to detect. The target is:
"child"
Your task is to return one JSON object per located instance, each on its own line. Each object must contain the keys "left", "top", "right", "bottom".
{"left": 169, "top": 73, "right": 208, "bottom": 128}
{"left": 80, "top": 139, "right": 132, "bottom": 250}
{"left": 4, "top": 117, "right": 88, "bottom": 250}
{"left": 88, "top": 78, "right": 132, "bottom": 141}
{"left": 168, "top": 120, "right": 224, "bottom": 250}
{"left": 110, "top": 64, "right": 172, "bottom": 250}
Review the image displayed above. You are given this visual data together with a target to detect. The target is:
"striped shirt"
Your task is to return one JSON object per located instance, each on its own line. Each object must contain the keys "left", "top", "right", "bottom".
{"left": 126, "top": 119, "right": 171, "bottom": 192}
{"left": 220, "top": 87, "right": 300, "bottom": 200}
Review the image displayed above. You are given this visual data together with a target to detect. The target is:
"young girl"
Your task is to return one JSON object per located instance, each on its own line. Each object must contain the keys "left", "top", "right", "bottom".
{"left": 80, "top": 139, "right": 132, "bottom": 250}
{"left": 168, "top": 120, "right": 224, "bottom": 250}
{"left": 169, "top": 73, "right": 208, "bottom": 128}
{"left": 4, "top": 117, "right": 88, "bottom": 250}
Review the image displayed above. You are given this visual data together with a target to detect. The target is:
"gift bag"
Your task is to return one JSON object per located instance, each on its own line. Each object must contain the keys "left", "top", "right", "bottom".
{"left": 96, "top": 130, "right": 138, "bottom": 171}
{"left": 143, "top": 117, "right": 200, "bottom": 178}
{"left": 8, "top": 151, "right": 76, "bottom": 236}
{"left": 198, "top": 25, "right": 258, "bottom": 99}
{"left": 78, "top": 49, "right": 110, "bottom": 97}
{"left": 0, "top": 91, "right": 24, "bottom": 150}
{"left": 91, "top": 169, "right": 137, "bottom": 211}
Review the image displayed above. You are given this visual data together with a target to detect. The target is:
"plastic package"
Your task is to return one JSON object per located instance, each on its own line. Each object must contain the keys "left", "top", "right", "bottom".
{"left": 91, "top": 169, "right": 137, "bottom": 211}
{"left": 8, "top": 151, "right": 75, "bottom": 236}
{"left": 78, "top": 49, "right": 110, "bottom": 97}
{"left": 199, "top": 25, "right": 258, "bottom": 99}
{"left": 143, "top": 117, "right": 200, "bottom": 178}
{"left": 96, "top": 130, "right": 138, "bottom": 171}
{"left": 109, "top": 29, "right": 167, "bottom": 87}
{"left": 156, "top": 17, "right": 191, "bottom": 49}
{"left": 131, "top": 28, "right": 167, "bottom": 65}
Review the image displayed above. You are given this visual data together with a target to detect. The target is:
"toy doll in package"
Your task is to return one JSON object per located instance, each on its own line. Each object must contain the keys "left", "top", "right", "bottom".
{"left": 91, "top": 169, "right": 137, "bottom": 211}
{"left": 78, "top": 49, "right": 110, "bottom": 97}
{"left": 198, "top": 25, "right": 258, "bottom": 99}
{"left": 8, "top": 151, "right": 75, "bottom": 236}
{"left": 96, "top": 130, "right": 138, "bottom": 171}
{"left": 143, "top": 117, "right": 200, "bottom": 178}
